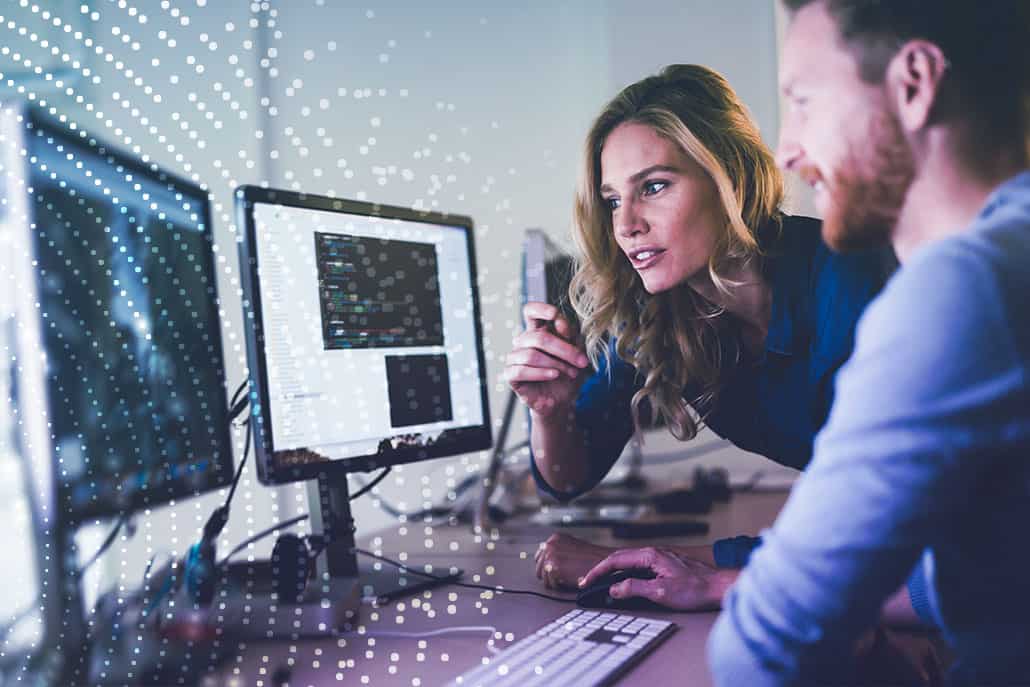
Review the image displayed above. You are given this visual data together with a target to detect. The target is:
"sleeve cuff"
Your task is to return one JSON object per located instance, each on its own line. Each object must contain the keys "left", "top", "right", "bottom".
{"left": 906, "top": 551, "right": 941, "bottom": 627}
{"left": 713, "top": 535, "right": 763, "bottom": 568}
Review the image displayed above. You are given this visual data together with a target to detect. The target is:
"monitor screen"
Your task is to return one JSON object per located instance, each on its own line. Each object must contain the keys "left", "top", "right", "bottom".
{"left": 522, "top": 228, "right": 577, "bottom": 327}
{"left": 236, "top": 187, "right": 492, "bottom": 484}
{"left": 0, "top": 317, "right": 45, "bottom": 668}
{"left": 2, "top": 107, "right": 234, "bottom": 524}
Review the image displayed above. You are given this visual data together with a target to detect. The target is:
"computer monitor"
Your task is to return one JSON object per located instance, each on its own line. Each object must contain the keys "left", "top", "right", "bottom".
{"left": 0, "top": 106, "right": 235, "bottom": 524}
{"left": 0, "top": 311, "right": 50, "bottom": 679}
{"left": 235, "top": 186, "right": 491, "bottom": 622}
{"left": 236, "top": 186, "right": 491, "bottom": 482}
{"left": 0, "top": 104, "right": 234, "bottom": 681}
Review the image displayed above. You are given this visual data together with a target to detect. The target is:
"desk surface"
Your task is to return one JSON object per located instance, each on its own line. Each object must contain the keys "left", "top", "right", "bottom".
{"left": 213, "top": 490, "right": 788, "bottom": 687}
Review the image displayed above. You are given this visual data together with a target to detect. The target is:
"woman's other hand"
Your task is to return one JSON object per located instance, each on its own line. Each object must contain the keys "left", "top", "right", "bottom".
{"left": 534, "top": 533, "right": 615, "bottom": 589}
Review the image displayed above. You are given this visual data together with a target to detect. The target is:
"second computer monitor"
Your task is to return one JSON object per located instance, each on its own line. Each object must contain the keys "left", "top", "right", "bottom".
{"left": 0, "top": 105, "right": 235, "bottom": 526}
{"left": 236, "top": 187, "right": 492, "bottom": 485}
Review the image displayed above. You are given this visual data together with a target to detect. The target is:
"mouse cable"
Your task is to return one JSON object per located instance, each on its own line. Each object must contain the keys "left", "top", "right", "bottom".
{"left": 354, "top": 547, "right": 575, "bottom": 604}
{"left": 213, "top": 512, "right": 576, "bottom": 605}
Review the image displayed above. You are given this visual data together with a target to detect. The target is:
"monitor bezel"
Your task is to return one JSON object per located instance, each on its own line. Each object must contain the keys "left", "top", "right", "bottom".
{"left": 235, "top": 185, "right": 493, "bottom": 485}
{"left": 19, "top": 106, "right": 236, "bottom": 524}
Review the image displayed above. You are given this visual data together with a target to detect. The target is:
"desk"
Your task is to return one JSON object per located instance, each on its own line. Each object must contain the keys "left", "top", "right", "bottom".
{"left": 212, "top": 490, "right": 789, "bottom": 686}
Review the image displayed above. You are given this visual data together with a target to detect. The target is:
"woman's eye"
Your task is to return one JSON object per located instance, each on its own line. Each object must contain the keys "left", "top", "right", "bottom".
{"left": 604, "top": 196, "right": 621, "bottom": 211}
{"left": 643, "top": 180, "right": 667, "bottom": 196}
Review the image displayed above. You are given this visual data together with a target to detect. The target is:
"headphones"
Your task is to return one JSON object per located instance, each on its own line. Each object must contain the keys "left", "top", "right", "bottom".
{"left": 183, "top": 526, "right": 327, "bottom": 607}
{"left": 270, "top": 533, "right": 327, "bottom": 604}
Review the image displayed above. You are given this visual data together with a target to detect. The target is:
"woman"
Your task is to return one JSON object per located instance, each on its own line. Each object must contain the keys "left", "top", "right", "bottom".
{"left": 506, "top": 65, "right": 910, "bottom": 616}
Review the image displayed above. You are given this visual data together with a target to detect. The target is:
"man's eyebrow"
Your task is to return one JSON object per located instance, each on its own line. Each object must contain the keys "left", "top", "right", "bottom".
{"left": 599, "top": 164, "right": 681, "bottom": 194}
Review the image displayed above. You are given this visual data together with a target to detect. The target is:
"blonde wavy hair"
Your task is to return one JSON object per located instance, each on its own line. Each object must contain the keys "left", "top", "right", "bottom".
{"left": 570, "top": 64, "right": 784, "bottom": 440}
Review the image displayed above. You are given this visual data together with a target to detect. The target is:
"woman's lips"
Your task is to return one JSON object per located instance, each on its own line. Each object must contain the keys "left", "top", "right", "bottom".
{"left": 630, "top": 248, "right": 665, "bottom": 270}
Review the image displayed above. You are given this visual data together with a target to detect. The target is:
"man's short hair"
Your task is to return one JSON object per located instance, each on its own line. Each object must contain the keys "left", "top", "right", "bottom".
{"left": 782, "top": 0, "right": 1030, "bottom": 141}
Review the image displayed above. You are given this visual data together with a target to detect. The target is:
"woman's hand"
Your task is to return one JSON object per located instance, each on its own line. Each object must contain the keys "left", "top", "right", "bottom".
{"left": 578, "top": 546, "right": 736, "bottom": 611}
{"left": 504, "top": 302, "right": 590, "bottom": 418}
{"left": 534, "top": 533, "right": 616, "bottom": 590}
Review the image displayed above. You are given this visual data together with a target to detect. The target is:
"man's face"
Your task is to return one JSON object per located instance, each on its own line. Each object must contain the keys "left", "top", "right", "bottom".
{"left": 777, "top": 2, "right": 914, "bottom": 252}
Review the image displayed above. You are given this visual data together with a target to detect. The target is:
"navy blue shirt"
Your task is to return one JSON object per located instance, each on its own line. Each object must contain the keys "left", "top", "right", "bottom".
{"left": 531, "top": 215, "right": 887, "bottom": 502}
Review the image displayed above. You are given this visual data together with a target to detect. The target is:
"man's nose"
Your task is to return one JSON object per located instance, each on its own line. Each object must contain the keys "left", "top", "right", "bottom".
{"left": 776, "top": 122, "right": 803, "bottom": 171}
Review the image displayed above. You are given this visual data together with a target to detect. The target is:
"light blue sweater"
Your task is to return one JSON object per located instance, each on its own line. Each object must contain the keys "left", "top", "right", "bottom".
{"left": 708, "top": 171, "right": 1030, "bottom": 686}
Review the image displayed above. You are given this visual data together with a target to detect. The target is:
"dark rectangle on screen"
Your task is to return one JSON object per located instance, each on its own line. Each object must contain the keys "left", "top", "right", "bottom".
{"left": 385, "top": 354, "right": 453, "bottom": 427}
{"left": 315, "top": 231, "right": 444, "bottom": 349}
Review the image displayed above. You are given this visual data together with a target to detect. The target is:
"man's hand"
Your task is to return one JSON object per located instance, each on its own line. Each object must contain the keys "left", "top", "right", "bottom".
{"left": 534, "top": 533, "right": 615, "bottom": 589}
{"left": 579, "top": 546, "right": 735, "bottom": 611}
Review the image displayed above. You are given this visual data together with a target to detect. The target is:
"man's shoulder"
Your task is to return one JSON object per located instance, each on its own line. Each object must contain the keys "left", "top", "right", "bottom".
{"left": 903, "top": 203, "right": 1030, "bottom": 307}
{"left": 861, "top": 212, "right": 1030, "bottom": 365}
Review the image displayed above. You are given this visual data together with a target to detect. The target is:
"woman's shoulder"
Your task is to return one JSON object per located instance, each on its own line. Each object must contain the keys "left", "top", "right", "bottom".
{"left": 769, "top": 214, "right": 891, "bottom": 368}
{"left": 779, "top": 213, "right": 894, "bottom": 292}
{"left": 779, "top": 213, "right": 822, "bottom": 237}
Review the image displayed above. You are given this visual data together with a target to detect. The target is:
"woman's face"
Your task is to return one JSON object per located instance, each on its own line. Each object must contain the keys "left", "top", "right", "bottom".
{"left": 600, "top": 122, "right": 723, "bottom": 294}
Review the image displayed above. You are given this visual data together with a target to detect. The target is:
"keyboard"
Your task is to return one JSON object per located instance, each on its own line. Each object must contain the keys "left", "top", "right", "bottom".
{"left": 452, "top": 608, "right": 676, "bottom": 687}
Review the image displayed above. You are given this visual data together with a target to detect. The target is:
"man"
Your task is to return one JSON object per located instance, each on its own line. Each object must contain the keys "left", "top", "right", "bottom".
{"left": 707, "top": 1, "right": 1030, "bottom": 685}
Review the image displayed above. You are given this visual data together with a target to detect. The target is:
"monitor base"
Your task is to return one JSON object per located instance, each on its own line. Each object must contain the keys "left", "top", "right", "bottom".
{"left": 159, "top": 556, "right": 461, "bottom": 642}
{"left": 152, "top": 561, "right": 362, "bottom": 641}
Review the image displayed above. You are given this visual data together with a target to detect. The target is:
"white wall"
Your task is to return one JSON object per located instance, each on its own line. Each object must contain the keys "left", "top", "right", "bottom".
{"left": 1, "top": 0, "right": 790, "bottom": 599}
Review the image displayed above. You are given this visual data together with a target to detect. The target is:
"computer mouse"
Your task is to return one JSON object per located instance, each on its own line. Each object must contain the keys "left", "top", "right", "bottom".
{"left": 576, "top": 568, "right": 666, "bottom": 611}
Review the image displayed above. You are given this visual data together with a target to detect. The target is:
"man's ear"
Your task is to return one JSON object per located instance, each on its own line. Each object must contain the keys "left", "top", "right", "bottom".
{"left": 885, "top": 40, "right": 949, "bottom": 132}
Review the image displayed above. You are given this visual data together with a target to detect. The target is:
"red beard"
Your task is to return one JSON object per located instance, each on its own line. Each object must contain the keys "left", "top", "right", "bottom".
{"left": 822, "top": 107, "right": 915, "bottom": 253}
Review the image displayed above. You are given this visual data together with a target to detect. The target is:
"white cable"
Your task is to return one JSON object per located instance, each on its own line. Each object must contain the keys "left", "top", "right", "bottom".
{"left": 350, "top": 625, "right": 501, "bottom": 654}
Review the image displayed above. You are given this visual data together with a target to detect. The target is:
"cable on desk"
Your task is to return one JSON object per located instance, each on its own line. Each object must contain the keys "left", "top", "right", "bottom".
{"left": 349, "top": 466, "right": 391, "bottom": 501}
{"left": 354, "top": 547, "right": 576, "bottom": 604}
{"left": 217, "top": 462, "right": 397, "bottom": 567}
{"left": 78, "top": 511, "right": 133, "bottom": 576}
{"left": 211, "top": 511, "right": 576, "bottom": 604}
{"left": 218, "top": 514, "right": 309, "bottom": 566}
